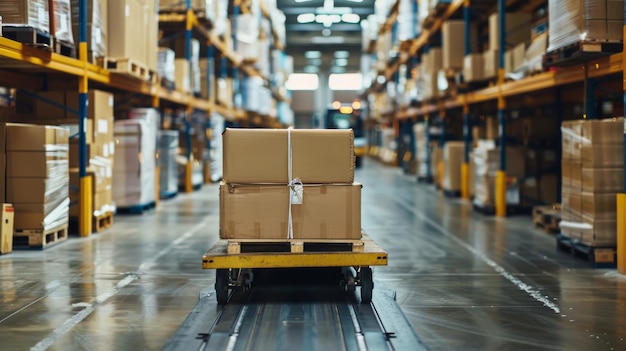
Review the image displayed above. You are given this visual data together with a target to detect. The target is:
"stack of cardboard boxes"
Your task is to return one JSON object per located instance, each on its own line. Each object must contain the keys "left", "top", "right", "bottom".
{"left": 413, "top": 123, "right": 429, "bottom": 179}
{"left": 443, "top": 142, "right": 464, "bottom": 194}
{"left": 0, "top": 0, "right": 50, "bottom": 34}
{"left": 158, "top": 131, "right": 179, "bottom": 198}
{"left": 71, "top": 0, "right": 108, "bottom": 59}
{"left": 2, "top": 124, "right": 70, "bottom": 235}
{"left": 220, "top": 129, "right": 361, "bottom": 241}
{"left": 473, "top": 142, "right": 526, "bottom": 209}
{"left": 560, "top": 118, "right": 624, "bottom": 246}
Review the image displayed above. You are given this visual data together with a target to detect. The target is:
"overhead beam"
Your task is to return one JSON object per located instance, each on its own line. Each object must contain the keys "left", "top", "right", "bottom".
{"left": 286, "top": 23, "right": 363, "bottom": 32}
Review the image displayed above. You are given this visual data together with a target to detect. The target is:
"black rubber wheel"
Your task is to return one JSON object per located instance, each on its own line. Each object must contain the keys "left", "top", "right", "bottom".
{"left": 360, "top": 267, "right": 373, "bottom": 303}
{"left": 215, "top": 269, "right": 229, "bottom": 305}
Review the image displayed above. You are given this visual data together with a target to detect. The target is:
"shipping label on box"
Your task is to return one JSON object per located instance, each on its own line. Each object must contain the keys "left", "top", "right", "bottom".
{"left": 223, "top": 128, "right": 354, "bottom": 184}
{"left": 219, "top": 183, "right": 361, "bottom": 240}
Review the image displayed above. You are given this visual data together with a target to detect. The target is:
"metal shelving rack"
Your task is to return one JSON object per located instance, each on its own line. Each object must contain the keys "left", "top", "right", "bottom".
{"left": 0, "top": 0, "right": 286, "bottom": 237}
{"left": 368, "top": 0, "right": 625, "bottom": 218}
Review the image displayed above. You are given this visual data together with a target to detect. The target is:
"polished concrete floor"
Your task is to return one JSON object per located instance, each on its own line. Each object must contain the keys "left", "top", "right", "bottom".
{"left": 1, "top": 159, "right": 626, "bottom": 350}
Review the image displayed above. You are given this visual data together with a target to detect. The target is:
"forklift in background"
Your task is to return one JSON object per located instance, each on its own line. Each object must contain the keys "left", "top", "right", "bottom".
{"left": 324, "top": 100, "right": 366, "bottom": 168}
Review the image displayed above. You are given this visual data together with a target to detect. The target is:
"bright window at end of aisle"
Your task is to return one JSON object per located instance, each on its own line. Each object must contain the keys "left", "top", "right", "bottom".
{"left": 286, "top": 73, "right": 319, "bottom": 90}
{"left": 329, "top": 73, "right": 362, "bottom": 90}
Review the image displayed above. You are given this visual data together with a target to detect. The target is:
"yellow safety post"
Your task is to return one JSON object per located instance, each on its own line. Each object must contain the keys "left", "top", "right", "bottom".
{"left": 461, "top": 163, "right": 469, "bottom": 199}
{"left": 618, "top": 194, "right": 626, "bottom": 274}
{"left": 78, "top": 70, "right": 92, "bottom": 236}
{"left": 185, "top": 105, "right": 194, "bottom": 193}
{"left": 461, "top": 102, "right": 470, "bottom": 199}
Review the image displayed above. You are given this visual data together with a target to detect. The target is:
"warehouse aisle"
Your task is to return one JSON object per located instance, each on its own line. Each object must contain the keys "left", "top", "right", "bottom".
{"left": 1, "top": 159, "right": 626, "bottom": 350}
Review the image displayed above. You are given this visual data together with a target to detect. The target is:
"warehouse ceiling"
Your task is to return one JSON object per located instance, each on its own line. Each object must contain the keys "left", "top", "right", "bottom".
{"left": 276, "top": 0, "right": 375, "bottom": 73}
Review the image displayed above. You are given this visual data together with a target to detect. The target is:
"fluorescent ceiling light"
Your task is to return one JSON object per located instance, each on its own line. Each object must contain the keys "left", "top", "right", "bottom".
{"left": 286, "top": 73, "right": 319, "bottom": 90}
{"left": 342, "top": 13, "right": 360, "bottom": 23}
{"left": 297, "top": 13, "right": 315, "bottom": 23}
{"left": 295, "top": 0, "right": 313, "bottom": 3}
{"left": 335, "top": 58, "right": 348, "bottom": 67}
{"left": 347, "top": 0, "right": 363, "bottom": 2}
{"left": 304, "top": 50, "right": 322, "bottom": 59}
{"left": 303, "top": 65, "right": 320, "bottom": 73}
{"left": 330, "top": 73, "right": 363, "bottom": 89}
{"left": 334, "top": 50, "right": 350, "bottom": 58}
{"left": 308, "top": 58, "right": 322, "bottom": 66}
{"left": 312, "top": 36, "right": 345, "bottom": 44}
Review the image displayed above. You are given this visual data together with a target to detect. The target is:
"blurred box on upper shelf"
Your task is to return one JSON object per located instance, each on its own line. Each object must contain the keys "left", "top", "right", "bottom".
{"left": 489, "top": 12, "right": 531, "bottom": 51}
{"left": 108, "top": 0, "right": 158, "bottom": 70}
{"left": 71, "top": 0, "right": 108, "bottom": 58}
{"left": 216, "top": 78, "right": 233, "bottom": 108}
{"left": 483, "top": 50, "right": 499, "bottom": 79}
{"left": 223, "top": 128, "right": 354, "bottom": 184}
{"left": 548, "top": 0, "right": 624, "bottom": 52}
{"left": 442, "top": 21, "right": 465, "bottom": 70}
{"left": 234, "top": 14, "right": 260, "bottom": 62}
{"left": 463, "top": 54, "right": 484, "bottom": 82}
{"left": 0, "top": 0, "right": 50, "bottom": 33}
{"left": 174, "top": 59, "right": 191, "bottom": 94}
{"left": 219, "top": 183, "right": 362, "bottom": 240}
{"left": 53, "top": 0, "right": 74, "bottom": 44}
{"left": 157, "top": 48, "right": 176, "bottom": 84}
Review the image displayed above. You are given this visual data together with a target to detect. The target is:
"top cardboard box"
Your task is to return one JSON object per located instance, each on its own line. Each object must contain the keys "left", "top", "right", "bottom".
{"left": 223, "top": 128, "right": 354, "bottom": 184}
{"left": 581, "top": 117, "right": 624, "bottom": 145}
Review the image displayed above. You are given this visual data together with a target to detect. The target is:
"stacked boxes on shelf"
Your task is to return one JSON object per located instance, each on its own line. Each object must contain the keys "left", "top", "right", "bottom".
{"left": 2, "top": 124, "right": 70, "bottom": 239}
{"left": 70, "top": 0, "right": 108, "bottom": 59}
{"left": 10, "top": 89, "right": 116, "bottom": 225}
{"left": 421, "top": 48, "right": 442, "bottom": 100}
{"left": 472, "top": 141, "right": 526, "bottom": 209}
{"left": 220, "top": 129, "right": 361, "bottom": 241}
{"left": 0, "top": 0, "right": 50, "bottom": 34}
{"left": 560, "top": 118, "right": 624, "bottom": 246}
{"left": 548, "top": 0, "right": 625, "bottom": 52}
{"left": 413, "top": 123, "right": 429, "bottom": 179}
{"left": 53, "top": 0, "right": 74, "bottom": 44}
{"left": 112, "top": 109, "right": 158, "bottom": 209}
{"left": 108, "top": 0, "right": 158, "bottom": 71}
{"left": 158, "top": 131, "right": 179, "bottom": 198}
{"left": 443, "top": 142, "right": 464, "bottom": 194}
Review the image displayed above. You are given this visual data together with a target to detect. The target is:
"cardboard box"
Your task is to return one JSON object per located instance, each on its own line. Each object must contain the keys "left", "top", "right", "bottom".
{"left": 582, "top": 167, "right": 624, "bottom": 193}
{"left": 570, "top": 161, "right": 582, "bottom": 191}
{"left": 489, "top": 12, "right": 531, "bottom": 51}
{"left": 539, "top": 174, "right": 558, "bottom": 205}
{"left": 561, "top": 120, "right": 583, "bottom": 160}
{"left": 0, "top": 0, "right": 49, "bottom": 33}
{"left": 486, "top": 116, "right": 498, "bottom": 140}
{"left": 442, "top": 20, "right": 465, "bottom": 70}
{"left": 580, "top": 117, "right": 624, "bottom": 145}
{"left": 0, "top": 204, "right": 14, "bottom": 254}
{"left": 580, "top": 219, "right": 617, "bottom": 246}
{"left": 6, "top": 124, "right": 68, "bottom": 151}
{"left": 472, "top": 125, "right": 486, "bottom": 141}
{"left": 175, "top": 59, "right": 191, "bottom": 93}
{"left": 520, "top": 177, "right": 539, "bottom": 206}
{"left": 608, "top": 20, "right": 623, "bottom": 41}
{"left": 32, "top": 90, "right": 114, "bottom": 124}
{"left": 483, "top": 50, "right": 499, "bottom": 79}
{"left": 562, "top": 192, "right": 582, "bottom": 219}
{"left": 7, "top": 151, "right": 68, "bottom": 178}
{"left": 443, "top": 142, "right": 464, "bottom": 192}
{"left": 582, "top": 192, "right": 617, "bottom": 221}
{"left": 581, "top": 144, "right": 624, "bottom": 167}
{"left": 463, "top": 54, "right": 484, "bottom": 82}
{"left": 512, "top": 42, "right": 526, "bottom": 71}
{"left": 561, "top": 160, "right": 572, "bottom": 190}
{"left": 222, "top": 128, "right": 354, "bottom": 184}
{"left": 219, "top": 183, "right": 362, "bottom": 240}
{"left": 7, "top": 177, "right": 69, "bottom": 204}
{"left": 12, "top": 202, "right": 69, "bottom": 230}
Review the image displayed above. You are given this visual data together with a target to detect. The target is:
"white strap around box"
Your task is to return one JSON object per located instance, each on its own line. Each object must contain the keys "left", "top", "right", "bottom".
{"left": 287, "top": 127, "right": 303, "bottom": 239}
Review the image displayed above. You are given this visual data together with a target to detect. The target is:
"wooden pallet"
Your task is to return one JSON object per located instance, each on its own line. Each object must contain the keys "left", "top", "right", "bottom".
{"left": 52, "top": 38, "right": 76, "bottom": 58}
{"left": 226, "top": 239, "right": 366, "bottom": 255}
{"left": 13, "top": 224, "right": 68, "bottom": 249}
{"left": 93, "top": 212, "right": 114, "bottom": 232}
{"left": 2, "top": 26, "right": 53, "bottom": 49}
{"left": 103, "top": 57, "right": 150, "bottom": 81}
{"left": 556, "top": 233, "right": 616, "bottom": 268}
{"left": 532, "top": 204, "right": 561, "bottom": 234}
{"left": 543, "top": 40, "right": 623, "bottom": 68}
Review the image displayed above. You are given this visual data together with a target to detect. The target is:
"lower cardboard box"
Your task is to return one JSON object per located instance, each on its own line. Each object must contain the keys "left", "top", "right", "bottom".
{"left": 582, "top": 167, "right": 624, "bottom": 193}
{"left": 219, "top": 182, "right": 361, "bottom": 240}
{"left": 581, "top": 192, "right": 617, "bottom": 221}
{"left": 580, "top": 219, "right": 617, "bottom": 247}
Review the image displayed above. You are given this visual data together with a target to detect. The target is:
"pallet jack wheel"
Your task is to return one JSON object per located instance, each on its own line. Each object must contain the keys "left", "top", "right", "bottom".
{"left": 360, "top": 267, "right": 373, "bottom": 303}
{"left": 215, "top": 269, "right": 229, "bottom": 305}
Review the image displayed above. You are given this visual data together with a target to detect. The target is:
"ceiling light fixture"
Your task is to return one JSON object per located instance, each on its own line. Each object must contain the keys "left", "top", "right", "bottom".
{"left": 297, "top": 13, "right": 316, "bottom": 23}
{"left": 304, "top": 51, "right": 322, "bottom": 59}
{"left": 334, "top": 51, "right": 350, "bottom": 59}
{"left": 335, "top": 58, "right": 349, "bottom": 67}
{"left": 342, "top": 13, "right": 360, "bottom": 23}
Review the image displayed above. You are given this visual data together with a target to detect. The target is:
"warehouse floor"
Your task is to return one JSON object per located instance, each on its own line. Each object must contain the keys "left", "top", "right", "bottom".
{"left": 1, "top": 159, "right": 626, "bottom": 350}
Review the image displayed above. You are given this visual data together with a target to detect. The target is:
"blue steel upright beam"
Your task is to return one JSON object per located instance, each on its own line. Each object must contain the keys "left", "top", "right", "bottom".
{"left": 461, "top": 0, "right": 471, "bottom": 199}
{"left": 77, "top": 0, "right": 92, "bottom": 236}
{"left": 616, "top": 1, "right": 626, "bottom": 273}
{"left": 495, "top": 0, "right": 507, "bottom": 217}
{"left": 184, "top": 0, "right": 194, "bottom": 192}
{"left": 232, "top": 4, "right": 240, "bottom": 110}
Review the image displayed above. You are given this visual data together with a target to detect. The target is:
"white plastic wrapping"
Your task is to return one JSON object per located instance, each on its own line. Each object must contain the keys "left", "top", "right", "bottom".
{"left": 234, "top": 14, "right": 260, "bottom": 61}
{"left": 71, "top": 0, "right": 107, "bottom": 57}
{"left": 0, "top": 0, "right": 49, "bottom": 33}
{"left": 157, "top": 48, "right": 176, "bottom": 83}
{"left": 548, "top": 0, "right": 624, "bottom": 52}
{"left": 158, "top": 130, "right": 179, "bottom": 196}
{"left": 53, "top": 0, "right": 73, "bottom": 43}
{"left": 113, "top": 114, "right": 158, "bottom": 207}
